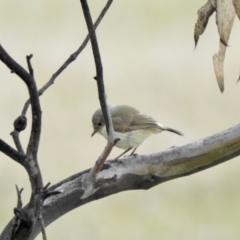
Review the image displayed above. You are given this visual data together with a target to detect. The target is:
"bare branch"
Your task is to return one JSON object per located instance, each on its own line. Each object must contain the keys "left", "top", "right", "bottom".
{"left": 26, "top": 54, "right": 34, "bottom": 77}
{"left": 79, "top": 0, "right": 116, "bottom": 195}
{"left": 0, "top": 1, "right": 114, "bottom": 236}
{"left": 0, "top": 138, "right": 25, "bottom": 165}
{"left": 2, "top": 121, "right": 240, "bottom": 239}
{"left": 80, "top": 0, "right": 108, "bottom": 131}
{"left": 37, "top": 213, "right": 47, "bottom": 240}
{"left": 81, "top": 141, "right": 117, "bottom": 199}
{"left": 10, "top": 130, "right": 25, "bottom": 154}
{"left": 0, "top": 45, "right": 42, "bottom": 159}
{"left": 21, "top": 0, "right": 113, "bottom": 116}
{"left": 0, "top": 44, "right": 44, "bottom": 239}
{"left": 15, "top": 185, "right": 24, "bottom": 209}
{"left": 9, "top": 186, "right": 24, "bottom": 240}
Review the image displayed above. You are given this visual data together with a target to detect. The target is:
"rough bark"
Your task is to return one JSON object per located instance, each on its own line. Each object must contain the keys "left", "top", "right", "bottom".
{"left": 1, "top": 121, "right": 240, "bottom": 239}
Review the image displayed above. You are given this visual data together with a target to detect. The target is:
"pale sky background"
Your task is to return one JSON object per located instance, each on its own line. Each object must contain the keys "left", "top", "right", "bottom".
{"left": 1, "top": 0, "right": 240, "bottom": 239}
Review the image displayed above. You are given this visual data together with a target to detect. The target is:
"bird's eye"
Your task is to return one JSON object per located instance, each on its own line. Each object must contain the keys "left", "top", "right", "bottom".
{"left": 98, "top": 122, "right": 102, "bottom": 126}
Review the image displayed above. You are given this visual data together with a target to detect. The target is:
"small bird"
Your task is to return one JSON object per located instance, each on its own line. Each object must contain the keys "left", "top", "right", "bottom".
{"left": 91, "top": 105, "right": 183, "bottom": 159}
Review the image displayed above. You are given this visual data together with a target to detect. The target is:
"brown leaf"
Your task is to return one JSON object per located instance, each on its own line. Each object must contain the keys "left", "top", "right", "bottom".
{"left": 213, "top": 0, "right": 236, "bottom": 92}
{"left": 233, "top": 0, "right": 240, "bottom": 82}
{"left": 210, "top": 0, "right": 217, "bottom": 8}
{"left": 213, "top": 42, "right": 226, "bottom": 92}
{"left": 194, "top": 1, "right": 215, "bottom": 48}
{"left": 216, "top": 0, "right": 236, "bottom": 45}
{"left": 232, "top": 0, "right": 240, "bottom": 20}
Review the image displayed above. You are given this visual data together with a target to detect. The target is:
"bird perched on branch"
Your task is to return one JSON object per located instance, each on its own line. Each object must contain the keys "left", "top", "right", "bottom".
{"left": 91, "top": 105, "right": 183, "bottom": 159}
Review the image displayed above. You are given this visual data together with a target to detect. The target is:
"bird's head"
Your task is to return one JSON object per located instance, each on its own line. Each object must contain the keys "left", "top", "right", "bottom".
{"left": 91, "top": 108, "right": 105, "bottom": 137}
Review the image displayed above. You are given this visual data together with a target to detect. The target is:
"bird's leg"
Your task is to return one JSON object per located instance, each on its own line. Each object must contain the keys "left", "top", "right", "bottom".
{"left": 114, "top": 148, "right": 132, "bottom": 160}
{"left": 130, "top": 147, "right": 138, "bottom": 156}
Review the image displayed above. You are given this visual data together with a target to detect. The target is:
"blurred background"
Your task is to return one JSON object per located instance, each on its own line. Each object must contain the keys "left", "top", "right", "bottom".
{"left": 1, "top": 0, "right": 240, "bottom": 239}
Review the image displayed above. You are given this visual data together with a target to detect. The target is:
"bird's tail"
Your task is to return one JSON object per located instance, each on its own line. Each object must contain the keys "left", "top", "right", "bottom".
{"left": 165, "top": 127, "right": 183, "bottom": 136}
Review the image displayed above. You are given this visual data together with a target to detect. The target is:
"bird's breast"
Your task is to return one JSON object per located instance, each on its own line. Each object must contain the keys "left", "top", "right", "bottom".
{"left": 99, "top": 126, "right": 161, "bottom": 150}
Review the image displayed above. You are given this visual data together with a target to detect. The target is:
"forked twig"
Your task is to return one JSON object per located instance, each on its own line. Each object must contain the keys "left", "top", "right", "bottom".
{"left": 21, "top": 0, "right": 113, "bottom": 116}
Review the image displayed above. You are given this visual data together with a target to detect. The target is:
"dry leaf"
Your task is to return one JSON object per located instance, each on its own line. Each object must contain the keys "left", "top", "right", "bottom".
{"left": 210, "top": 0, "right": 217, "bottom": 8}
{"left": 213, "top": 43, "right": 226, "bottom": 92}
{"left": 232, "top": 0, "right": 240, "bottom": 20}
{"left": 213, "top": 0, "right": 236, "bottom": 92}
{"left": 216, "top": 0, "right": 236, "bottom": 45}
{"left": 194, "top": 1, "right": 215, "bottom": 48}
{"left": 233, "top": 0, "right": 240, "bottom": 81}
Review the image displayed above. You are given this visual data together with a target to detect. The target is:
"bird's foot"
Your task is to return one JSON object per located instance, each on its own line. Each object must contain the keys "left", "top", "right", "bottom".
{"left": 130, "top": 153, "right": 138, "bottom": 157}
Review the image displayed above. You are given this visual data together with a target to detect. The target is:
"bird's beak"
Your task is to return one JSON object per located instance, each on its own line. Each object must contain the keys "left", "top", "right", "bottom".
{"left": 91, "top": 128, "right": 98, "bottom": 137}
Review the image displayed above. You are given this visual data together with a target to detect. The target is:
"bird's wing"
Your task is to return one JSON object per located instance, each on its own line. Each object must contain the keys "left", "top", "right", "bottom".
{"left": 110, "top": 105, "right": 162, "bottom": 132}
{"left": 130, "top": 112, "right": 161, "bottom": 130}
{"left": 110, "top": 105, "right": 137, "bottom": 132}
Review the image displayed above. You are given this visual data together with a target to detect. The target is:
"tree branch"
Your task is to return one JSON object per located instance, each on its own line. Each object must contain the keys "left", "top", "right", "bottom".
{"left": 79, "top": 0, "right": 115, "bottom": 196}
{"left": 0, "top": 44, "right": 43, "bottom": 189}
{"left": 80, "top": 0, "right": 110, "bottom": 133}
{"left": 0, "top": 139, "right": 25, "bottom": 165}
{"left": 2, "top": 121, "right": 240, "bottom": 239}
{"left": 0, "top": 45, "right": 42, "bottom": 160}
{"left": 0, "top": 45, "right": 44, "bottom": 239}
{"left": 21, "top": 0, "right": 113, "bottom": 116}
{"left": 0, "top": 1, "right": 114, "bottom": 238}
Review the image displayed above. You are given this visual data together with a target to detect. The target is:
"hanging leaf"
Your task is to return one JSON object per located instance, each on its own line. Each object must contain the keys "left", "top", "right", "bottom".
{"left": 194, "top": 1, "right": 215, "bottom": 48}
{"left": 232, "top": 0, "right": 240, "bottom": 20}
{"left": 213, "top": 0, "right": 236, "bottom": 92}
{"left": 216, "top": 0, "right": 236, "bottom": 46}
{"left": 233, "top": 0, "right": 240, "bottom": 81}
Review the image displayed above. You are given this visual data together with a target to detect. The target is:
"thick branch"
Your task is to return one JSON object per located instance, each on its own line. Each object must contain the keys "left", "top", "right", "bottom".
{"left": 0, "top": 45, "right": 43, "bottom": 239}
{"left": 0, "top": 45, "right": 41, "bottom": 159}
{"left": 2, "top": 121, "right": 240, "bottom": 239}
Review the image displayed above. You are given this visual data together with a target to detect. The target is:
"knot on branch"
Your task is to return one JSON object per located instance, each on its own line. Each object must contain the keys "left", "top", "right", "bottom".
{"left": 14, "top": 115, "right": 27, "bottom": 132}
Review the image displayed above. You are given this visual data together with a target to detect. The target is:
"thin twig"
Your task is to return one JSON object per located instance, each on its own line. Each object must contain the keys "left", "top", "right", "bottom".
{"left": 40, "top": 214, "right": 47, "bottom": 240}
{"left": 0, "top": 44, "right": 42, "bottom": 161}
{"left": 79, "top": 0, "right": 115, "bottom": 196}
{"left": 15, "top": 185, "right": 24, "bottom": 208}
{"left": 10, "top": 130, "right": 25, "bottom": 154}
{"left": 21, "top": 0, "right": 113, "bottom": 116}
{"left": 9, "top": 185, "right": 24, "bottom": 239}
{"left": 43, "top": 182, "right": 51, "bottom": 191}
{"left": 87, "top": 138, "right": 119, "bottom": 182}
{"left": 26, "top": 54, "right": 34, "bottom": 77}
{"left": 80, "top": 0, "right": 110, "bottom": 134}
{"left": 0, "top": 138, "right": 25, "bottom": 165}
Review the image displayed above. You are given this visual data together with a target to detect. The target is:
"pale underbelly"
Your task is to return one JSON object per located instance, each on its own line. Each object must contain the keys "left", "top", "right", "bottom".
{"left": 99, "top": 126, "right": 162, "bottom": 150}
